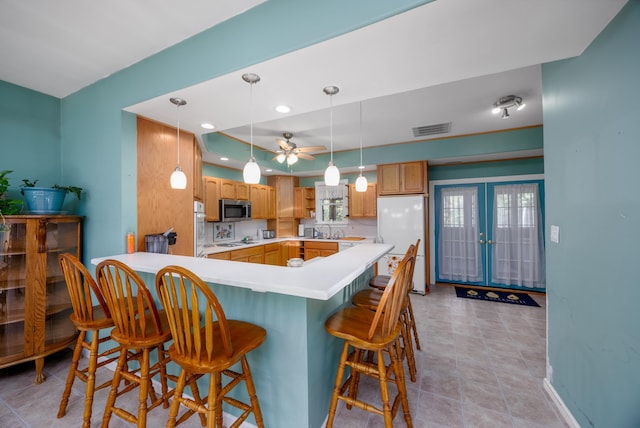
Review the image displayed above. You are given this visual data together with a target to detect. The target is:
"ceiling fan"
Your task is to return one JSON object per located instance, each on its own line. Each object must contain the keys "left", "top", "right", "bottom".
{"left": 272, "top": 132, "right": 325, "bottom": 166}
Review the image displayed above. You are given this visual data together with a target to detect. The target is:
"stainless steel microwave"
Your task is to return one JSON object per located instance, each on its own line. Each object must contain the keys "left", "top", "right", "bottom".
{"left": 220, "top": 199, "right": 252, "bottom": 222}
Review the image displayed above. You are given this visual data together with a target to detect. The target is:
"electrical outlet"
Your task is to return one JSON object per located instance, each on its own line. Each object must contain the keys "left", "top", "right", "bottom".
{"left": 550, "top": 225, "right": 559, "bottom": 243}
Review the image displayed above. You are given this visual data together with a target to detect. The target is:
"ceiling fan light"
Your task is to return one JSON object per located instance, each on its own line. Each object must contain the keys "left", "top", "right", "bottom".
{"left": 355, "top": 174, "right": 368, "bottom": 192}
{"left": 170, "top": 166, "right": 187, "bottom": 189}
{"left": 243, "top": 157, "right": 261, "bottom": 184}
{"left": 324, "top": 161, "right": 340, "bottom": 186}
{"left": 287, "top": 153, "right": 298, "bottom": 165}
{"left": 491, "top": 106, "right": 501, "bottom": 114}
{"left": 276, "top": 153, "right": 286, "bottom": 163}
{"left": 516, "top": 102, "right": 526, "bottom": 111}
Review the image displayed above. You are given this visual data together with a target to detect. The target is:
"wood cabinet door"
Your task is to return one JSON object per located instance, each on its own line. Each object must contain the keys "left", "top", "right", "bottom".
{"left": 220, "top": 180, "right": 236, "bottom": 200}
{"left": 204, "top": 177, "right": 220, "bottom": 222}
{"left": 293, "top": 187, "right": 304, "bottom": 218}
{"left": 250, "top": 185, "right": 264, "bottom": 219}
{"left": 363, "top": 183, "right": 378, "bottom": 217}
{"left": 378, "top": 163, "right": 401, "bottom": 195}
{"left": 208, "top": 251, "right": 230, "bottom": 260}
{"left": 268, "top": 187, "right": 277, "bottom": 219}
{"left": 348, "top": 184, "right": 364, "bottom": 217}
{"left": 401, "top": 161, "right": 425, "bottom": 194}
{"left": 264, "top": 243, "right": 280, "bottom": 265}
{"left": 236, "top": 183, "right": 250, "bottom": 200}
{"left": 304, "top": 248, "right": 322, "bottom": 261}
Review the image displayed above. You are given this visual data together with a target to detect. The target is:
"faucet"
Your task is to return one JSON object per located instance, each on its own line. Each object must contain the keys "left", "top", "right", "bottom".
{"left": 325, "top": 224, "right": 332, "bottom": 240}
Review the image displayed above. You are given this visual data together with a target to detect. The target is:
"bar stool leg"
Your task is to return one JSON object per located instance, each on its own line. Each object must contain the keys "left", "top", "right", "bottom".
{"left": 407, "top": 298, "right": 421, "bottom": 350}
{"left": 102, "top": 350, "right": 126, "bottom": 428}
{"left": 326, "top": 342, "right": 350, "bottom": 428}
{"left": 392, "top": 339, "right": 413, "bottom": 428}
{"left": 377, "top": 350, "right": 393, "bottom": 427}
{"left": 57, "top": 331, "right": 87, "bottom": 422}
{"left": 166, "top": 370, "right": 186, "bottom": 428}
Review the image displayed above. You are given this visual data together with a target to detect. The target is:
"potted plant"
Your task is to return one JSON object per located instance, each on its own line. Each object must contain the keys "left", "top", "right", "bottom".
{"left": 21, "top": 178, "right": 83, "bottom": 214}
{"left": 0, "top": 170, "right": 24, "bottom": 217}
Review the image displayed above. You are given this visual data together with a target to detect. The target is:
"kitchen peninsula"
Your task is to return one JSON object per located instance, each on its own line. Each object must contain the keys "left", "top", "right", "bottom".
{"left": 91, "top": 243, "right": 393, "bottom": 428}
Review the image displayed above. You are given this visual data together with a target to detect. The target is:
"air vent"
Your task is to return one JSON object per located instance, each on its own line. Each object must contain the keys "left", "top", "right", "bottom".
{"left": 412, "top": 122, "right": 451, "bottom": 137}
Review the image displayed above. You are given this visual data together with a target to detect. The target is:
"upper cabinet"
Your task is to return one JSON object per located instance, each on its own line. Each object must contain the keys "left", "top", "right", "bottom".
{"left": 377, "top": 161, "right": 428, "bottom": 196}
{"left": 250, "top": 184, "right": 276, "bottom": 220}
{"left": 294, "top": 187, "right": 315, "bottom": 219}
{"left": 348, "top": 183, "right": 377, "bottom": 218}
{"left": 220, "top": 179, "right": 249, "bottom": 201}
{"left": 203, "top": 176, "right": 221, "bottom": 222}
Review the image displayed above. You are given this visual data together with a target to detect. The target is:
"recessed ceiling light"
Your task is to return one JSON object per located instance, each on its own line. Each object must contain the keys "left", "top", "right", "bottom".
{"left": 265, "top": 169, "right": 273, "bottom": 172}
{"left": 275, "top": 105, "right": 291, "bottom": 113}
{"left": 220, "top": 157, "right": 229, "bottom": 161}
{"left": 201, "top": 123, "right": 215, "bottom": 129}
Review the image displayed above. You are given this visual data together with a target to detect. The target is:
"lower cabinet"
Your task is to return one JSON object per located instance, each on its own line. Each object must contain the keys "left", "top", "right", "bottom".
{"left": 208, "top": 251, "right": 230, "bottom": 260}
{"left": 303, "top": 241, "right": 338, "bottom": 261}
{"left": 264, "top": 243, "right": 280, "bottom": 266}
{"left": 230, "top": 246, "right": 264, "bottom": 264}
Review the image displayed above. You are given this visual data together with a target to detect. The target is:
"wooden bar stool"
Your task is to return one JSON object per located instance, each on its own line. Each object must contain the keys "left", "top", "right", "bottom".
{"left": 57, "top": 253, "right": 120, "bottom": 428}
{"left": 155, "top": 265, "right": 266, "bottom": 428}
{"left": 369, "top": 239, "right": 421, "bottom": 351}
{"left": 96, "top": 259, "right": 174, "bottom": 428}
{"left": 325, "top": 254, "right": 415, "bottom": 428}
{"left": 352, "top": 245, "right": 418, "bottom": 382}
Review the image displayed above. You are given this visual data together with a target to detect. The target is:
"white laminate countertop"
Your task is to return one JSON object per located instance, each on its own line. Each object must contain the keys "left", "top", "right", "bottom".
{"left": 204, "top": 237, "right": 374, "bottom": 255}
{"left": 91, "top": 243, "right": 393, "bottom": 301}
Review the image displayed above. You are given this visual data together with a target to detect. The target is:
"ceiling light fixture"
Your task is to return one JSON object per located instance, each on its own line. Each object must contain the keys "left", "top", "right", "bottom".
{"left": 323, "top": 85, "right": 340, "bottom": 186}
{"left": 201, "top": 122, "right": 215, "bottom": 130}
{"left": 242, "top": 73, "right": 261, "bottom": 184}
{"left": 355, "top": 101, "right": 368, "bottom": 192}
{"left": 169, "top": 97, "right": 187, "bottom": 189}
{"left": 492, "top": 95, "right": 525, "bottom": 119}
{"left": 275, "top": 105, "right": 291, "bottom": 113}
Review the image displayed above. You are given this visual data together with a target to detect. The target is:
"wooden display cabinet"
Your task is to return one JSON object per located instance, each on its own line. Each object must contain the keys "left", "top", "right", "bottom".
{"left": 294, "top": 187, "right": 315, "bottom": 218}
{"left": 0, "top": 215, "right": 81, "bottom": 383}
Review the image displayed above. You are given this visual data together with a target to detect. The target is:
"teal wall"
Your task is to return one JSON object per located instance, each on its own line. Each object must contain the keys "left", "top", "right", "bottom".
{"left": 428, "top": 156, "right": 544, "bottom": 181}
{"left": 0, "top": 81, "right": 61, "bottom": 202}
{"left": 542, "top": 2, "right": 640, "bottom": 427}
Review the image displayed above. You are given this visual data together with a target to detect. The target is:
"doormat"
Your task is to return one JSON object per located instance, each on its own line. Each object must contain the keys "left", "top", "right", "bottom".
{"left": 454, "top": 286, "right": 540, "bottom": 307}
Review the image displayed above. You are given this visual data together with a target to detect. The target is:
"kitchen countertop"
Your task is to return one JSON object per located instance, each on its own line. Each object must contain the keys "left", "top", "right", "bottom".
{"left": 204, "top": 236, "right": 375, "bottom": 255}
{"left": 91, "top": 242, "right": 391, "bottom": 301}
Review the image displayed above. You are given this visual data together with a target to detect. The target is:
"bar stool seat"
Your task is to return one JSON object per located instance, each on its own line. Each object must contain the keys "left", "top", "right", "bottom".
{"left": 57, "top": 253, "right": 120, "bottom": 428}
{"left": 156, "top": 265, "right": 266, "bottom": 428}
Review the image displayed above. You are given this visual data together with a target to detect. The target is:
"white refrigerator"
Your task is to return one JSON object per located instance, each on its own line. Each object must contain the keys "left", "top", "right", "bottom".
{"left": 377, "top": 195, "right": 427, "bottom": 294}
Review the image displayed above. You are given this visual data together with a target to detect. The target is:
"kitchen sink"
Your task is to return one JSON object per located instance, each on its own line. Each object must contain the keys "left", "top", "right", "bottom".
{"left": 216, "top": 242, "right": 248, "bottom": 247}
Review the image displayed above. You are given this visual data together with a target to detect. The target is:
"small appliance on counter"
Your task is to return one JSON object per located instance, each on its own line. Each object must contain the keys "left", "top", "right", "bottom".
{"left": 298, "top": 224, "right": 305, "bottom": 237}
{"left": 145, "top": 227, "right": 177, "bottom": 254}
{"left": 262, "top": 229, "right": 275, "bottom": 239}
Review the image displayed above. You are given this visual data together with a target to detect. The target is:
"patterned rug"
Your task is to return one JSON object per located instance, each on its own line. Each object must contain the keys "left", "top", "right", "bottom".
{"left": 454, "top": 286, "right": 540, "bottom": 307}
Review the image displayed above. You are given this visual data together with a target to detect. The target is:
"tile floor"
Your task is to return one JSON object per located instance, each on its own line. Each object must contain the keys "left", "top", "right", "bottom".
{"left": 0, "top": 284, "right": 566, "bottom": 427}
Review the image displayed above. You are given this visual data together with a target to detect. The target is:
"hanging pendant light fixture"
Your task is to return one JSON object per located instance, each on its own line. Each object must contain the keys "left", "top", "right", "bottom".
{"left": 355, "top": 101, "right": 368, "bottom": 192}
{"left": 323, "top": 85, "right": 340, "bottom": 186}
{"left": 169, "top": 97, "right": 187, "bottom": 189}
{"left": 242, "top": 73, "right": 261, "bottom": 184}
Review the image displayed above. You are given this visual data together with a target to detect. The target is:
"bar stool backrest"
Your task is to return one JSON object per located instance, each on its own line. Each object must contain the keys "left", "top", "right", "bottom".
{"left": 59, "top": 252, "right": 111, "bottom": 322}
{"left": 368, "top": 246, "right": 415, "bottom": 340}
{"left": 156, "top": 265, "right": 233, "bottom": 360}
{"left": 96, "top": 259, "right": 165, "bottom": 339}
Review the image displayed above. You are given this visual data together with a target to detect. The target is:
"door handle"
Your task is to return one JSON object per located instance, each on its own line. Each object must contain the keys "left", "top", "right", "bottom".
{"left": 479, "top": 240, "right": 485, "bottom": 244}
{"left": 488, "top": 240, "right": 494, "bottom": 245}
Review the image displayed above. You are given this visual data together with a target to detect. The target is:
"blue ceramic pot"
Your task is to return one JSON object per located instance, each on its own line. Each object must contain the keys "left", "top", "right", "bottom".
{"left": 22, "top": 187, "right": 66, "bottom": 213}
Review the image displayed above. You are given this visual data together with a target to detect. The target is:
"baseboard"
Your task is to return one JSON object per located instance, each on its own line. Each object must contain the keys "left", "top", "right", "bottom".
{"left": 87, "top": 349, "right": 256, "bottom": 428}
{"left": 543, "top": 378, "right": 580, "bottom": 428}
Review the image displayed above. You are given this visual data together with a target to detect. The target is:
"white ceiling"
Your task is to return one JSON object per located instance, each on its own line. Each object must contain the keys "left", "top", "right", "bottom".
{"left": 1, "top": 0, "right": 627, "bottom": 176}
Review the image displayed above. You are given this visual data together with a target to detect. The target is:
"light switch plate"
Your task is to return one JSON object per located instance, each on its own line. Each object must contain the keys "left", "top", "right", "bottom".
{"left": 550, "top": 225, "right": 559, "bottom": 243}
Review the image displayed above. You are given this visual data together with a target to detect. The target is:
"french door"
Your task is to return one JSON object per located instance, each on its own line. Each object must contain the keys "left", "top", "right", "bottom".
{"left": 434, "top": 180, "right": 545, "bottom": 291}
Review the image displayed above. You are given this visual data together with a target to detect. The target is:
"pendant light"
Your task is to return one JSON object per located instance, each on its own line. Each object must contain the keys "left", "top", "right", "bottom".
{"left": 323, "top": 85, "right": 340, "bottom": 186}
{"left": 355, "top": 101, "right": 368, "bottom": 192}
{"left": 242, "top": 73, "right": 261, "bottom": 184}
{"left": 169, "top": 97, "right": 187, "bottom": 189}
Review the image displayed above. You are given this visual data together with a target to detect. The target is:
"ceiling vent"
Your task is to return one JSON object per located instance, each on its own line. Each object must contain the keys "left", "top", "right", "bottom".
{"left": 412, "top": 122, "right": 451, "bottom": 138}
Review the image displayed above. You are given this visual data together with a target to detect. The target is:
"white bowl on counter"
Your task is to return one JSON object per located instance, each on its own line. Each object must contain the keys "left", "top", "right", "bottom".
{"left": 287, "top": 258, "right": 304, "bottom": 267}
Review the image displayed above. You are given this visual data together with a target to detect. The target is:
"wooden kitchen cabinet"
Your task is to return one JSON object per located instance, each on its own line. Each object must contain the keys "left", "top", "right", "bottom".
{"left": 193, "top": 140, "right": 203, "bottom": 201}
{"left": 377, "top": 161, "right": 427, "bottom": 195}
{"left": 207, "top": 251, "right": 230, "bottom": 260}
{"left": 348, "top": 183, "right": 377, "bottom": 217}
{"left": 294, "top": 187, "right": 315, "bottom": 218}
{"left": 0, "top": 215, "right": 81, "bottom": 383}
{"left": 303, "top": 241, "right": 338, "bottom": 261}
{"left": 267, "top": 175, "right": 299, "bottom": 237}
{"left": 203, "top": 176, "right": 221, "bottom": 222}
{"left": 250, "top": 184, "right": 274, "bottom": 220}
{"left": 220, "top": 179, "right": 249, "bottom": 201}
{"left": 264, "top": 243, "right": 280, "bottom": 266}
{"left": 230, "top": 246, "right": 264, "bottom": 264}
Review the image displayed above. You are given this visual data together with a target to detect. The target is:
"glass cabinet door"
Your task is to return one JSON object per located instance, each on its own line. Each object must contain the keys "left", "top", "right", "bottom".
{"left": 44, "top": 220, "right": 78, "bottom": 348}
{"left": 0, "top": 220, "right": 28, "bottom": 363}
